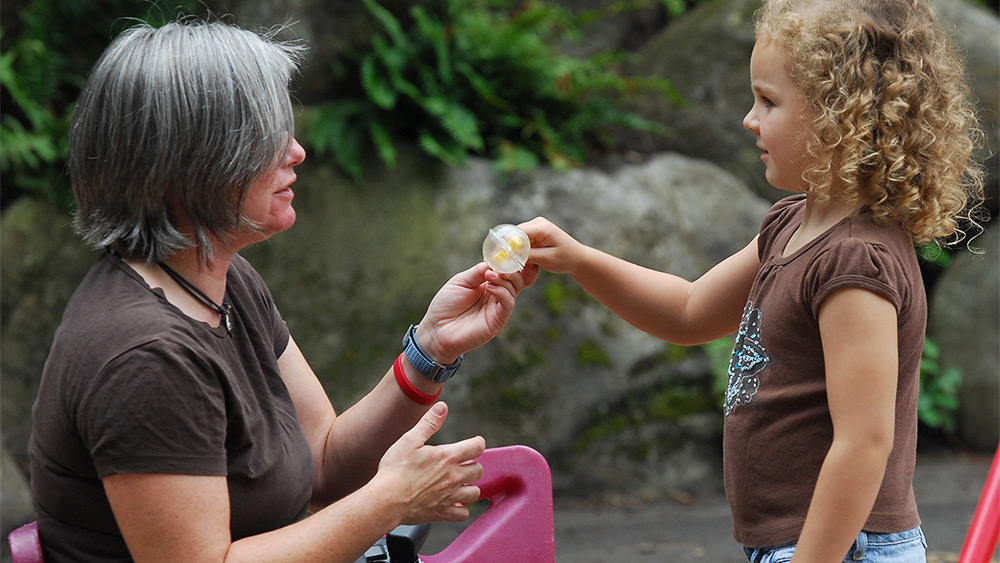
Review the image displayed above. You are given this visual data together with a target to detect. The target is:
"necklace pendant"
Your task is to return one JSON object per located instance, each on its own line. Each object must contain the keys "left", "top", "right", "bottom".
{"left": 221, "top": 303, "right": 233, "bottom": 336}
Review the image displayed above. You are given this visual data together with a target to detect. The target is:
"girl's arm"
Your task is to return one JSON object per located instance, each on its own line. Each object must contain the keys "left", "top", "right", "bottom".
{"left": 790, "top": 286, "right": 899, "bottom": 562}
{"left": 520, "top": 217, "right": 761, "bottom": 345}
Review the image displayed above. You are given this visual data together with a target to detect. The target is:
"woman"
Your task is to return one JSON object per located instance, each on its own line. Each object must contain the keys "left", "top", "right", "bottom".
{"left": 28, "top": 19, "right": 538, "bottom": 562}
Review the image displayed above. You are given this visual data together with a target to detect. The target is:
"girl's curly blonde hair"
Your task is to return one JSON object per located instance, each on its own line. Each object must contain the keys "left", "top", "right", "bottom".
{"left": 755, "top": 0, "right": 986, "bottom": 246}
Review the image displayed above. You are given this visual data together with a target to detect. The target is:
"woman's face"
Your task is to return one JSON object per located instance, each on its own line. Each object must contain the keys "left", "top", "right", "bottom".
{"left": 239, "top": 137, "right": 306, "bottom": 243}
{"left": 743, "top": 40, "right": 814, "bottom": 193}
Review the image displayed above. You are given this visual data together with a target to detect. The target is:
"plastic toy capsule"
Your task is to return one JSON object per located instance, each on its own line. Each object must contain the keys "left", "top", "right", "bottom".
{"left": 483, "top": 224, "right": 530, "bottom": 274}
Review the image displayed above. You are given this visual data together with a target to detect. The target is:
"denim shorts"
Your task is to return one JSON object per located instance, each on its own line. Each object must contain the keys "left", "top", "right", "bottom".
{"left": 743, "top": 527, "right": 927, "bottom": 562}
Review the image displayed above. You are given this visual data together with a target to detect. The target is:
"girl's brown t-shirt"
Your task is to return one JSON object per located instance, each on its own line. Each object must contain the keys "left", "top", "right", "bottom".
{"left": 724, "top": 195, "right": 924, "bottom": 548}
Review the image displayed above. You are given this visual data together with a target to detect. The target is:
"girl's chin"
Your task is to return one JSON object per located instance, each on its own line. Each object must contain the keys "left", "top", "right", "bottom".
{"left": 764, "top": 174, "right": 807, "bottom": 194}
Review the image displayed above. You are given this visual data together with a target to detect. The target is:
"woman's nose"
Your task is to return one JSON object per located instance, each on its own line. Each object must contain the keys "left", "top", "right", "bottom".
{"left": 286, "top": 137, "right": 306, "bottom": 166}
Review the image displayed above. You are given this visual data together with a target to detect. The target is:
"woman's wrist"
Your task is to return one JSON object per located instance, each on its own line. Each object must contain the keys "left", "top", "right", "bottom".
{"left": 354, "top": 474, "right": 408, "bottom": 534}
{"left": 413, "top": 324, "right": 458, "bottom": 365}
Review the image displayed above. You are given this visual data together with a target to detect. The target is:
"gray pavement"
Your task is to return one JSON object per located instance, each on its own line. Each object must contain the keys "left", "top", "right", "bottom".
{"left": 422, "top": 450, "right": 998, "bottom": 562}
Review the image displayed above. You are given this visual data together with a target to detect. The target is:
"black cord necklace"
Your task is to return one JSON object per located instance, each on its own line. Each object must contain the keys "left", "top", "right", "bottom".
{"left": 158, "top": 262, "right": 233, "bottom": 336}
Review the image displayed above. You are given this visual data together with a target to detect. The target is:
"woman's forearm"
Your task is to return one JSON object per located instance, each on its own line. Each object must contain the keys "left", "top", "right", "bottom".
{"left": 312, "top": 366, "right": 436, "bottom": 504}
{"left": 227, "top": 478, "right": 401, "bottom": 563}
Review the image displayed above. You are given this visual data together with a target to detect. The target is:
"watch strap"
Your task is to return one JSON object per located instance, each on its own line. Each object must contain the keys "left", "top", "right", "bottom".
{"left": 402, "top": 325, "right": 463, "bottom": 383}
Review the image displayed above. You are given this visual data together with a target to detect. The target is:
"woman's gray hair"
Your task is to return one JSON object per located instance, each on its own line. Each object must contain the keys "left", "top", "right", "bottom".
{"left": 69, "top": 19, "right": 306, "bottom": 264}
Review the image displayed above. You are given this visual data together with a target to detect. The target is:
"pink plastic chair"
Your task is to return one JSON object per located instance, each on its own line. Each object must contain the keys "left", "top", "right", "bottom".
{"left": 958, "top": 444, "right": 1000, "bottom": 563}
{"left": 421, "top": 444, "right": 555, "bottom": 563}
{"left": 7, "top": 520, "right": 43, "bottom": 563}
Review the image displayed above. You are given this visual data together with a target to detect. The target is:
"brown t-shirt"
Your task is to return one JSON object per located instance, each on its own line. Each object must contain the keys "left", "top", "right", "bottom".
{"left": 29, "top": 253, "right": 314, "bottom": 562}
{"left": 723, "top": 195, "right": 924, "bottom": 548}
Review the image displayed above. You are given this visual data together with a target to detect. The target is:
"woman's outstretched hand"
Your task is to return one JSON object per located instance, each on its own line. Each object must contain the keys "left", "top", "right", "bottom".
{"left": 415, "top": 261, "right": 538, "bottom": 365}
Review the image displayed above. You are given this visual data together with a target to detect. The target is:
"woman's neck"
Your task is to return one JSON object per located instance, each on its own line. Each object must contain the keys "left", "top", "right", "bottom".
{"left": 161, "top": 250, "right": 231, "bottom": 302}
{"left": 125, "top": 248, "right": 234, "bottom": 327}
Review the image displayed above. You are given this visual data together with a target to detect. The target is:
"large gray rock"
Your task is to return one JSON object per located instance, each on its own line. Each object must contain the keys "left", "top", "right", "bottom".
{"left": 928, "top": 227, "right": 1000, "bottom": 451}
{"left": 0, "top": 199, "right": 95, "bottom": 462}
{"left": 622, "top": 0, "right": 768, "bottom": 200}
{"left": 1, "top": 443, "right": 35, "bottom": 543}
{"left": 623, "top": 0, "right": 999, "bottom": 211}
{"left": 932, "top": 0, "right": 1000, "bottom": 216}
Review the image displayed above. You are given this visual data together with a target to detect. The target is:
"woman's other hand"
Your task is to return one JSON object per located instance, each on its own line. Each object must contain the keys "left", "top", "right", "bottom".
{"left": 372, "top": 402, "right": 486, "bottom": 525}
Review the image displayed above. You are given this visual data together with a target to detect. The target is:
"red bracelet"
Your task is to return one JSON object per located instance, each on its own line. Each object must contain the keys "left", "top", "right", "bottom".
{"left": 393, "top": 354, "right": 441, "bottom": 405}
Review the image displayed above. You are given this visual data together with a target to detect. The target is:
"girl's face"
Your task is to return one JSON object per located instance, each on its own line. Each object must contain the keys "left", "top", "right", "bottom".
{"left": 743, "top": 40, "right": 814, "bottom": 193}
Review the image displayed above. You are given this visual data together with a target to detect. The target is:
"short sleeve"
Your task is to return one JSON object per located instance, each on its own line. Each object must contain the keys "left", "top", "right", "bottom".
{"left": 803, "top": 238, "right": 908, "bottom": 319}
{"left": 77, "top": 340, "right": 229, "bottom": 478}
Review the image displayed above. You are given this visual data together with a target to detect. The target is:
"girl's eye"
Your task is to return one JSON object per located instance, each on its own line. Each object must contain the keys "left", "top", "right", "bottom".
{"left": 761, "top": 97, "right": 774, "bottom": 107}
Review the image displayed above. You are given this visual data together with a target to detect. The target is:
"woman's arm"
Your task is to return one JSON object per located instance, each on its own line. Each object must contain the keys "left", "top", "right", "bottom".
{"left": 103, "top": 403, "right": 484, "bottom": 563}
{"left": 102, "top": 262, "right": 536, "bottom": 562}
{"left": 790, "top": 286, "right": 899, "bottom": 562}
{"left": 277, "top": 336, "right": 446, "bottom": 504}
{"left": 282, "top": 262, "right": 537, "bottom": 504}
{"left": 520, "top": 217, "right": 761, "bottom": 345}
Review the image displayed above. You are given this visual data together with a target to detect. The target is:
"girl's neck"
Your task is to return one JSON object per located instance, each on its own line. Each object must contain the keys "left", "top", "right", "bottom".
{"left": 782, "top": 191, "right": 857, "bottom": 257}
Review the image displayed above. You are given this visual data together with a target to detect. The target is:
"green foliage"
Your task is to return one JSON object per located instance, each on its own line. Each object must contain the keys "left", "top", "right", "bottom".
{"left": 918, "top": 336, "right": 962, "bottom": 432}
{"left": 916, "top": 242, "right": 953, "bottom": 268}
{"left": 573, "top": 384, "right": 713, "bottom": 453}
{"left": 306, "top": 0, "right": 683, "bottom": 181}
{"left": 2, "top": 20, "right": 74, "bottom": 209}
{"left": 660, "top": 0, "right": 707, "bottom": 17}
{"left": 577, "top": 339, "right": 612, "bottom": 366}
{"left": 702, "top": 336, "right": 735, "bottom": 401}
{"left": 1, "top": 0, "right": 200, "bottom": 209}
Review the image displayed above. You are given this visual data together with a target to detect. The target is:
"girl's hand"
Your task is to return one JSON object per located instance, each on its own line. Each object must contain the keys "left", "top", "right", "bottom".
{"left": 518, "top": 216, "right": 589, "bottom": 276}
{"left": 414, "top": 261, "right": 538, "bottom": 365}
{"left": 374, "top": 402, "right": 486, "bottom": 524}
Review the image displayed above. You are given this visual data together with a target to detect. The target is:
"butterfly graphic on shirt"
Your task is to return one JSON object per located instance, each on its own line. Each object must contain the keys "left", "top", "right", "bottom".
{"left": 724, "top": 301, "right": 769, "bottom": 416}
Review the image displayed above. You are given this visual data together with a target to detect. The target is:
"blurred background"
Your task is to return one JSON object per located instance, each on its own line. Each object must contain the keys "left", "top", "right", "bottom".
{"left": 2, "top": 0, "right": 998, "bottom": 561}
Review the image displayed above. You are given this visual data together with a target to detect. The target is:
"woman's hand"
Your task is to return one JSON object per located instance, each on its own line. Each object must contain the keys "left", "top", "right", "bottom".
{"left": 414, "top": 261, "right": 538, "bottom": 364}
{"left": 371, "top": 402, "right": 486, "bottom": 525}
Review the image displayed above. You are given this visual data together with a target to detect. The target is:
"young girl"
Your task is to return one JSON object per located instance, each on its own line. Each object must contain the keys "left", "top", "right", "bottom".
{"left": 521, "top": 0, "right": 985, "bottom": 561}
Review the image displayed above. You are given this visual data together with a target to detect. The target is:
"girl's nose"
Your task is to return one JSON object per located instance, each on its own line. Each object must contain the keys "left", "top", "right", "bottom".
{"left": 743, "top": 108, "right": 758, "bottom": 133}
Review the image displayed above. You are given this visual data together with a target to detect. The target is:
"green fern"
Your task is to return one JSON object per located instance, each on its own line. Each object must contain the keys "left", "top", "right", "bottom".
{"left": 307, "top": 0, "right": 682, "bottom": 181}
